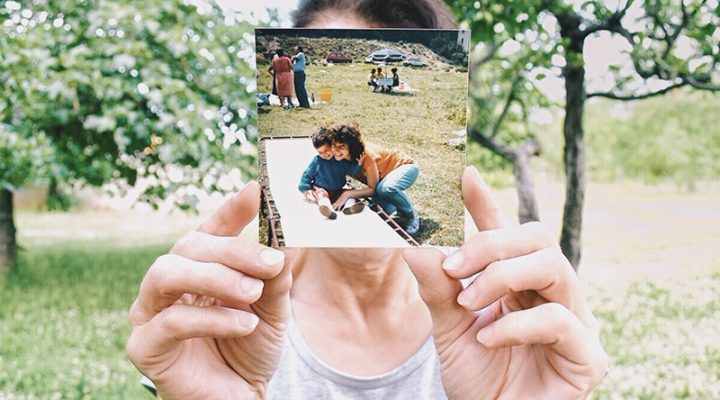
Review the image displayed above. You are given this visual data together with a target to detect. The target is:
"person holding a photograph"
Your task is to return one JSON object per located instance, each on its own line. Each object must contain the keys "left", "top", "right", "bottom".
{"left": 327, "top": 123, "right": 420, "bottom": 235}
{"left": 268, "top": 49, "right": 294, "bottom": 109}
{"left": 291, "top": 46, "right": 311, "bottom": 109}
{"left": 298, "top": 128, "right": 365, "bottom": 219}
{"left": 127, "top": 1, "right": 607, "bottom": 399}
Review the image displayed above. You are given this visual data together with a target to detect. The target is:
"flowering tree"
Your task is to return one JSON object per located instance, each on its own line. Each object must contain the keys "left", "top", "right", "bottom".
{"left": 0, "top": 0, "right": 257, "bottom": 270}
{"left": 450, "top": 0, "right": 720, "bottom": 268}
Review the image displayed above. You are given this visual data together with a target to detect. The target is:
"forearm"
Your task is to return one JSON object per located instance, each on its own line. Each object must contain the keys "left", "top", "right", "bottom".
{"left": 344, "top": 187, "right": 375, "bottom": 198}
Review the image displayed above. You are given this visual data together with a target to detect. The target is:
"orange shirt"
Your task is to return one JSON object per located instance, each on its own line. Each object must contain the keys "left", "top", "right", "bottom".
{"left": 355, "top": 142, "right": 414, "bottom": 184}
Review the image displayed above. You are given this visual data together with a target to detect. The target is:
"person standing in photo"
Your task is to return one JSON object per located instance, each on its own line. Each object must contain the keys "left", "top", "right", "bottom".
{"left": 292, "top": 46, "right": 311, "bottom": 108}
{"left": 268, "top": 49, "right": 294, "bottom": 109}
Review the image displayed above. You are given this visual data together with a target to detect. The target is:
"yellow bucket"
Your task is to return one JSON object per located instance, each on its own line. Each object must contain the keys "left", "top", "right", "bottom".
{"left": 319, "top": 91, "right": 333, "bottom": 102}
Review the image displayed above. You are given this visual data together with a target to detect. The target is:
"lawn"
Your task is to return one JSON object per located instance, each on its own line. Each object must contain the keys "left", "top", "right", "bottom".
{"left": 1, "top": 180, "right": 719, "bottom": 399}
{"left": 257, "top": 61, "right": 467, "bottom": 246}
{"left": 0, "top": 241, "right": 164, "bottom": 400}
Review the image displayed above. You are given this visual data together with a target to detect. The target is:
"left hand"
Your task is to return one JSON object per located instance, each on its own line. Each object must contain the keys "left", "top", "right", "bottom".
{"left": 403, "top": 167, "right": 608, "bottom": 399}
{"left": 331, "top": 191, "right": 352, "bottom": 211}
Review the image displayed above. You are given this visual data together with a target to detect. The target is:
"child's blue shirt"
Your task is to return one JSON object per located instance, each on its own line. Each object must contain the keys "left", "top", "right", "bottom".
{"left": 298, "top": 156, "right": 361, "bottom": 192}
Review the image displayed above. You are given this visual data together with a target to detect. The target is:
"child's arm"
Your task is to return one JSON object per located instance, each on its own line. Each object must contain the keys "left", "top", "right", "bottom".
{"left": 298, "top": 157, "right": 317, "bottom": 193}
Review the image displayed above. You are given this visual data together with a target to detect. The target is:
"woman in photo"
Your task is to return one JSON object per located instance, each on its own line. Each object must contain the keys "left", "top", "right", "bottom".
{"left": 268, "top": 49, "right": 294, "bottom": 109}
{"left": 328, "top": 123, "right": 421, "bottom": 235}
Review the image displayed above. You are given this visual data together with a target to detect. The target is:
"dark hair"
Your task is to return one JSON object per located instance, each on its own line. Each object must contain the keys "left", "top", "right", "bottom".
{"left": 377, "top": 67, "right": 382, "bottom": 72}
{"left": 311, "top": 127, "right": 332, "bottom": 148}
{"left": 371, "top": 68, "right": 376, "bottom": 73}
{"left": 296, "top": 46, "right": 304, "bottom": 52}
{"left": 292, "top": 0, "right": 457, "bottom": 29}
{"left": 329, "top": 123, "right": 365, "bottom": 161}
{"left": 391, "top": 68, "right": 398, "bottom": 73}
{"left": 276, "top": 48, "right": 285, "bottom": 57}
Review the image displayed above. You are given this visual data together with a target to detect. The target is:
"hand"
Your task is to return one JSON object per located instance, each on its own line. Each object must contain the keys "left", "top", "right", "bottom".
{"left": 127, "top": 182, "right": 293, "bottom": 399}
{"left": 332, "top": 191, "right": 352, "bottom": 211}
{"left": 403, "top": 167, "right": 607, "bottom": 399}
{"left": 303, "top": 190, "right": 316, "bottom": 203}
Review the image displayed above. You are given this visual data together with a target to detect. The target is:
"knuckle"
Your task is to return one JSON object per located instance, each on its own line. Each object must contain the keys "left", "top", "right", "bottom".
{"left": 526, "top": 221, "right": 555, "bottom": 247}
{"left": 125, "top": 330, "right": 145, "bottom": 366}
{"left": 171, "top": 231, "right": 203, "bottom": 256}
{"left": 547, "top": 247, "right": 574, "bottom": 281}
{"left": 147, "top": 254, "right": 182, "bottom": 294}
{"left": 545, "top": 302, "right": 575, "bottom": 331}
{"left": 482, "top": 261, "right": 504, "bottom": 286}
{"left": 128, "top": 298, "right": 145, "bottom": 325}
{"left": 477, "top": 230, "right": 505, "bottom": 262}
{"left": 158, "top": 307, "right": 185, "bottom": 341}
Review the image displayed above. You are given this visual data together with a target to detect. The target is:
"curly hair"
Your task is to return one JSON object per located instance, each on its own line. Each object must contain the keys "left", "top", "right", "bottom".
{"left": 311, "top": 127, "right": 332, "bottom": 148}
{"left": 328, "top": 123, "right": 365, "bottom": 161}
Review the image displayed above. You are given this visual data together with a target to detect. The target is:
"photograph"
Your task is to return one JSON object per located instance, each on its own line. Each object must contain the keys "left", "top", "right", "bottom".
{"left": 256, "top": 28, "right": 469, "bottom": 247}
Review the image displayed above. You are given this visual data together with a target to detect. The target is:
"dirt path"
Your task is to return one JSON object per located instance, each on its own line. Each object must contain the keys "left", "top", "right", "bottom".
{"left": 487, "top": 177, "right": 720, "bottom": 288}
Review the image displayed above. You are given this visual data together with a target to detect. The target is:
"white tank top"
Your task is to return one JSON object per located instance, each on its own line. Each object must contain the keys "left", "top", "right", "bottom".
{"left": 267, "top": 317, "right": 447, "bottom": 399}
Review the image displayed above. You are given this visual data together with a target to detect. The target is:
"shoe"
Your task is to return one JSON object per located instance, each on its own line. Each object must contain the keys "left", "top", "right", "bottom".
{"left": 405, "top": 210, "right": 420, "bottom": 235}
{"left": 343, "top": 202, "right": 365, "bottom": 215}
{"left": 319, "top": 205, "right": 337, "bottom": 220}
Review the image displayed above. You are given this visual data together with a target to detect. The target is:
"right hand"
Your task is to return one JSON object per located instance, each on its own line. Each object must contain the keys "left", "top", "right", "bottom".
{"left": 303, "top": 190, "right": 316, "bottom": 202}
{"left": 127, "top": 182, "right": 292, "bottom": 399}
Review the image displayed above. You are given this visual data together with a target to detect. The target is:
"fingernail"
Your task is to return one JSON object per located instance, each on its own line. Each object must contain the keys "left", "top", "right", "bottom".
{"left": 476, "top": 325, "right": 493, "bottom": 345}
{"left": 457, "top": 289, "right": 473, "bottom": 307}
{"left": 260, "top": 248, "right": 285, "bottom": 267}
{"left": 239, "top": 276, "right": 264, "bottom": 297}
{"left": 442, "top": 250, "right": 464, "bottom": 270}
{"left": 239, "top": 312, "right": 259, "bottom": 329}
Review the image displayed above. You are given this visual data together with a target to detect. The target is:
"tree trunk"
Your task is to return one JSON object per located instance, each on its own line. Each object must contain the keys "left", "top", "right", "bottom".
{"left": 513, "top": 139, "right": 541, "bottom": 223}
{"left": 560, "top": 59, "right": 586, "bottom": 270}
{"left": 0, "top": 188, "right": 17, "bottom": 271}
{"left": 469, "top": 128, "right": 541, "bottom": 224}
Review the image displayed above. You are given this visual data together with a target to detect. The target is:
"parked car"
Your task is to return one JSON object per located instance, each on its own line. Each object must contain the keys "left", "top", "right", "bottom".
{"left": 403, "top": 56, "right": 427, "bottom": 67}
{"left": 365, "top": 48, "right": 405, "bottom": 63}
{"left": 326, "top": 51, "right": 353, "bottom": 63}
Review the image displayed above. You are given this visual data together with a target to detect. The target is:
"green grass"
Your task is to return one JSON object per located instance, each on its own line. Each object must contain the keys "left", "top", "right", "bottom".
{"left": 0, "top": 242, "right": 167, "bottom": 400}
{"left": 258, "top": 61, "right": 467, "bottom": 246}
{"left": 589, "top": 276, "right": 720, "bottom": 399}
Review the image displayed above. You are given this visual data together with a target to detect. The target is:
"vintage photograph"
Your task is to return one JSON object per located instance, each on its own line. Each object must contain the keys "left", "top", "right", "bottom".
{"left": 256, "top": 28, "right": 469, "bottom": 247}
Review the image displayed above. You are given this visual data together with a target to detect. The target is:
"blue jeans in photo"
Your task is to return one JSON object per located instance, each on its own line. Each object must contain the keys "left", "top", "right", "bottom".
{"left": 374, "top": 163, "right": 419, "bottom": 219}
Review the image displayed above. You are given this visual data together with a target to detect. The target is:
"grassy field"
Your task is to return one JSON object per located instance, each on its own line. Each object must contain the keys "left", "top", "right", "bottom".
{"left": 1, "top": 180, "right": 719, "bottom": 399}
{"left": 257, "top": 61, "right": 467, "bottom": 246}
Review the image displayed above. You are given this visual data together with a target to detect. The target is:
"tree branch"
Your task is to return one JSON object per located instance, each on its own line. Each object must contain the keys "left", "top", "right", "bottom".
{"left": 467, "top": 126, "right": 516, "bottom": 161}
{"left": 685, "top": 75, "right": 720, "bottom": 91}
{"left": 582, "top": 0, "right": 635, "bottom": 37}
{"left": 586, "top": 81, "right": 686, "bottom": 100}
{"left": 490, "top": 72, "right": 521, "bottom": 139}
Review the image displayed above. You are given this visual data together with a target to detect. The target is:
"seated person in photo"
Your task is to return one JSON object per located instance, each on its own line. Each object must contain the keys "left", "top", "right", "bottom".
{"left": 298, "top": 128, "right": 365, "bottom": 219}
{"left": 391, "top": 67, "right": 400, "bottom": 88}
{"left": 367, "top": 68, "right": 379, "bottom": 92}
{"left": 376, "top": 67, "right": 389, "bottom": 92}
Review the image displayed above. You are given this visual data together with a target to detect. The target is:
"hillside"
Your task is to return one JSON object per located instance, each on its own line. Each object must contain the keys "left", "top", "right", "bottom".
{"left": 256, "top": 35, "right": 459, "bottom": 71}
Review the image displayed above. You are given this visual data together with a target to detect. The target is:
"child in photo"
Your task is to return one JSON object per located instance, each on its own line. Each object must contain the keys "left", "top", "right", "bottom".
{"left": 298, "top": 128, "right": 365, "bottom": 219}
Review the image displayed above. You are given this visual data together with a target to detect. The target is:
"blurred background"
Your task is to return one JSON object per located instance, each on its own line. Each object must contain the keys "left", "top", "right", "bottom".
{"left": 1, "top": 0, "right": 719, "bottom": 398}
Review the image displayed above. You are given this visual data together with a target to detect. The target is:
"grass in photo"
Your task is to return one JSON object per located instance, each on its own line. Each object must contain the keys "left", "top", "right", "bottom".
{"left": 256, "top": 29, "right": 469, "bottom": 247}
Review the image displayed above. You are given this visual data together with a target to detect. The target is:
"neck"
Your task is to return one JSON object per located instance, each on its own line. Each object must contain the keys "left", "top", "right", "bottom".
{"left": 291, "top": 248, "right": 418, "bottom": 316}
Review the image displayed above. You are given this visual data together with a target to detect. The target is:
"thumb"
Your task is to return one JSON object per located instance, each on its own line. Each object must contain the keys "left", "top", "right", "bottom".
{"left": 251, "top": 247, "right": 296, "bottom": 325}
{"left": 197, "top": 181, "right": 260, "bottom": 237}
{"left": 463, "top": 166, "right": 506, "bottom": 231}
{"left": 403, "top": 247, "right": 474, "bottom": 351}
